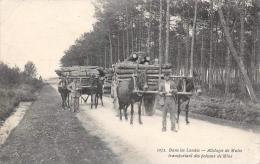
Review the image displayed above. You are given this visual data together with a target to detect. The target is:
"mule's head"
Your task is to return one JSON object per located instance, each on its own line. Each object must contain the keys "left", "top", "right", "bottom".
{"left": 135, "top": 71, "right": 148, "bottom": 91}
{"left": 97, "top": 77, "right": 105, "bottom": 88}
{"left": 192, "top": 71, "right": 202, "bottom": 96}
{"left": 176, "top": 71, "right": 202, "bottom": 96}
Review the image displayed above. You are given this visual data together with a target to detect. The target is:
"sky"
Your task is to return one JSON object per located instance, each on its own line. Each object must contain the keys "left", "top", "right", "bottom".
{"left": 0, "top": 0, "right": 96, "bottom": 78}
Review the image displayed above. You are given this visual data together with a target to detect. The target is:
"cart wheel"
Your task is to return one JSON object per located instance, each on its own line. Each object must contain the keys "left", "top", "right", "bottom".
{"left": 143, "top": 94, "right": 155, "bottom": 116}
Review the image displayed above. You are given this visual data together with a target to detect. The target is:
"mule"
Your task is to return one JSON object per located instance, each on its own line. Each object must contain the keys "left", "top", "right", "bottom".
{"left": 95, "top": 77, "right": 104, "bottom": 107}
{"left": 176, "top": 74, "right": 201, "bottom": 125}
{"left": 117, "top": 72, "right": 147, "bottom": 124}
{"left": 80, "top": 76, "right": 99, "bottom": 109}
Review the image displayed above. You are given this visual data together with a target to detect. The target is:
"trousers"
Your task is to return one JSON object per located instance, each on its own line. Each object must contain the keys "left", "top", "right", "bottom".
{"left": 162, "top": 96, "right": 176, "bottom": 129}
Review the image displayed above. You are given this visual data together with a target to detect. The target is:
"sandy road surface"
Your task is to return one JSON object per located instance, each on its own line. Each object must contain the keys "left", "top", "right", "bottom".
{"left": 0, "top": 81, "right": 259, "bottom": 164}
{"left": 77, "top": 96, "right": 260, "bottom": 164}
{"left": 0, "top": 84, "right": 120, "bottom": 164}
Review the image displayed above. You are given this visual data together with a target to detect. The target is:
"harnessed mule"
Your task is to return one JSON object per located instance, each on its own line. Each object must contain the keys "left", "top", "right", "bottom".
{"left": 117, "top": 72, "right": 147, "bottom": 124}
{"left": 80, "top": 75, "right": 99, "bottom": 109}
{"left": 176, "top": 73, "right": 201, "bottom": 124}
{"left": 95, "top": 77, "right": 104, "bottom": 107}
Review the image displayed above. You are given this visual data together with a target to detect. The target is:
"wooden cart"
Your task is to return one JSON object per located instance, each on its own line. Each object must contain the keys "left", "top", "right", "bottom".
{"left": 112, "top": 52, "right": 194, "bottom": 116}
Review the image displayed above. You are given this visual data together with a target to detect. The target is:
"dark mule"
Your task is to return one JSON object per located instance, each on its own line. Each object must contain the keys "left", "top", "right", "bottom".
{"left": 117, "top": 72, "right": 147, "bottom": 124}
{"left": 176, "top": 74, "right": 201, "bottom": 124}
{"left": 95, "top": 77, "right": 104, "bottom": 107}
{"left": 80, "top": 76, "right": 99, "bottom": 109}
{"left": 58, "top": 78, "right": 70, "bottom": 109}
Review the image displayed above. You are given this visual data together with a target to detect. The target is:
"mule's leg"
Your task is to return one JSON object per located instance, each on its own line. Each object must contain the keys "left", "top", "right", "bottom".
{"left": 177, "top": 98, "right": 181, "bottom": 124}
{"left": 94, "top": 94, "right": 98, "bottom": 108}
{"left": 124, "top": 104, "right": 128, "bottom": 120}
{"left": 93, "top": 93, "right": 96, "bottom": 109}
{"left": 185, "top": 100, "right": 190, "bottom": 124}
{"left": 130, "top": 103, "right": 134, "bottom": 124}
{"left": 100, "top": 93, "right": 104, "bottom": 106}
{"left": 90, "top": 93, "right": 93, "bottom": 109}
{"left": 138, "top": 100, "right": 143, "bottom": 124}
{"left": 96, "top": 94, "right": 98, "bottom": 108}
{"left": 119, "top": 104, "right": 122, "bottom": 121}
{"left": 85, "top": 95, "right": 89, "bottom": 103}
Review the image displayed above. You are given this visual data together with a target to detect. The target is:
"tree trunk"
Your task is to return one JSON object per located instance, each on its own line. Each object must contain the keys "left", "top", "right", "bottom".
{"left": 123, "top": 30, "right": 125, "bottom": 59}
{"left": 146, "top": 0, "right": 152, "bottom": 57}
{"left": 190, "top": 0, "right": 198, "bottom": 77}
{"left": 240, "top": 1, "right": 246, "bottom": 94}
{"left": 251, "top": 27, "right": 258, "bottom": 84}
{"left": 208, "top": 0, "right": 213, "bottom": 90}
{"left": 159, "top": 0, "right": 163, "bottom": 90}
{"left": 104, "top": 44, "right": 107, "bottom": 68}
{"left": 225, "top": 48, "right": 231, "bottom": 96}
{"left": 126, "top": 6, "right": 129, "bottom": 57}
{"left": 165, "top": 0, "right": 170, "bottom": 64}
{"left": 132, "top": 22, "right": 134, "bottom": 53}
{"left": 159, "top": 0, "right": 163, "bottom": 64}
{"left": 224, "top": 6, "right": 231, "bottom": 95}
{"left": 218, "top": 7, "right": 258, "bottom": 103}
{"left": 200, "top": 34, "right": 204, "bottom": 83}
{"left": 109, "top": 32, "right": 113, "bottom": 67}
{"left": 177, "top": 42, "right": 181, "bottom": 75}
{"left": 117, "top": 33, "right": 120, "bottom": 62}
{"left": 213, "top": 24, "right": 218, "bottom": 85}
{"left": 185, "top": 22, "right": 189, "bottom": 76}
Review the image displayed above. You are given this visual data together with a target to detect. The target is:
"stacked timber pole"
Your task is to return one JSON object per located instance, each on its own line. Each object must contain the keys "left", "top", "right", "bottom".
{"left": 114, "top": 62, "right": 172, "bottom": 91}
{"left": 55, "top": 66, "right": 102, "bottom": 77}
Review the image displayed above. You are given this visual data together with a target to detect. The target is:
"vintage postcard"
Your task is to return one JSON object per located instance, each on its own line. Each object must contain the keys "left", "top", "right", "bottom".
{"left": 0, "top": 0, "right": 259, "bottom": 164}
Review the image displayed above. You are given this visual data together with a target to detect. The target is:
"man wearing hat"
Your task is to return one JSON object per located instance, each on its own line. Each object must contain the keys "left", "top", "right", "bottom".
{"left": 67, "top": 79, "right": 81, "bottom": 112}
{"left": 159, "top": 72, "right": 178, "bottom": 132}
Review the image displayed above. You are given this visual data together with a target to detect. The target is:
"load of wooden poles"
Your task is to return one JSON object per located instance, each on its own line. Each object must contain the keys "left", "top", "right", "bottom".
{"left": 55, "top": 66, "right": 102, "bottom": 77}
{"left": 114, "top": 63, "right": 172, "bottom": 91}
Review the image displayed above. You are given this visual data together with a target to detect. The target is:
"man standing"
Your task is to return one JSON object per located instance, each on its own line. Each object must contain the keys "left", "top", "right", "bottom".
{"left": 159, "top": 72, "right": 178, "bottom": 132}
{"left": 67, "top": 79, "right": 80, "bottom": 112}
{"left": 111, "top": 76, "right": 119, "bottom": 116}
{"left": 58, "top": 77, "right": 68, "bottom": 109}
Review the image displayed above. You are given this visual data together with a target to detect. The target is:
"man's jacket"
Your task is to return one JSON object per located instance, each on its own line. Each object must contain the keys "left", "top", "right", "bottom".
{"left": 158, "top": 79, "right": 177, "bottom": 106}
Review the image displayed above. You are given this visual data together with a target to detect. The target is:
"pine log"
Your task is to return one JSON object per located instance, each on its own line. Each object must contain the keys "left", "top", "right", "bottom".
{"left": 147, "top": 82, "right": 158, "bottom": 85}
{"left": 118, "top": 78, "right": 131, "bottom": 82}
{"left": 115, "top": 69, "right": 171, "bottom": 74}
{"left": 147, "top": 79, "right": 159, "bottom": 82}
{"left": 115, "top": 63, "right": 172, "bottom": 69}
{"left": 117, "top": 75, "right": 134, "bottom": 78}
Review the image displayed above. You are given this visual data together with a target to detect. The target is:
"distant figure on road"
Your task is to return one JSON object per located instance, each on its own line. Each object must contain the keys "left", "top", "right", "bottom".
{"left": 58, "top": 77, "right": 69, "bottom": 109}
{"left": 111, "top": 76, "right": 119, "bottom": 116}
{"left": 159, "top": 72, "right": 178, "bottom": 132}
{"left": 67, "top": 79, "right": 81, "bottom": 112}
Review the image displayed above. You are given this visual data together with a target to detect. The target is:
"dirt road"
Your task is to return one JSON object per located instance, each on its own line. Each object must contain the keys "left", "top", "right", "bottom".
{"left": 0, "top": 84, "right": 120, "bottom": 164}
{"left": 0, "top": 82, "right": 259, "bottom": 164}
{"left": 77, "top": 97, "right": 260, "bottom": 164}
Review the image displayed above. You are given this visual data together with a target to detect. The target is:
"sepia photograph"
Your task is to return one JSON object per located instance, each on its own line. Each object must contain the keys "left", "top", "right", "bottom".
{"left": 0, "top": 0, "right": 260, "bottom": 163}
